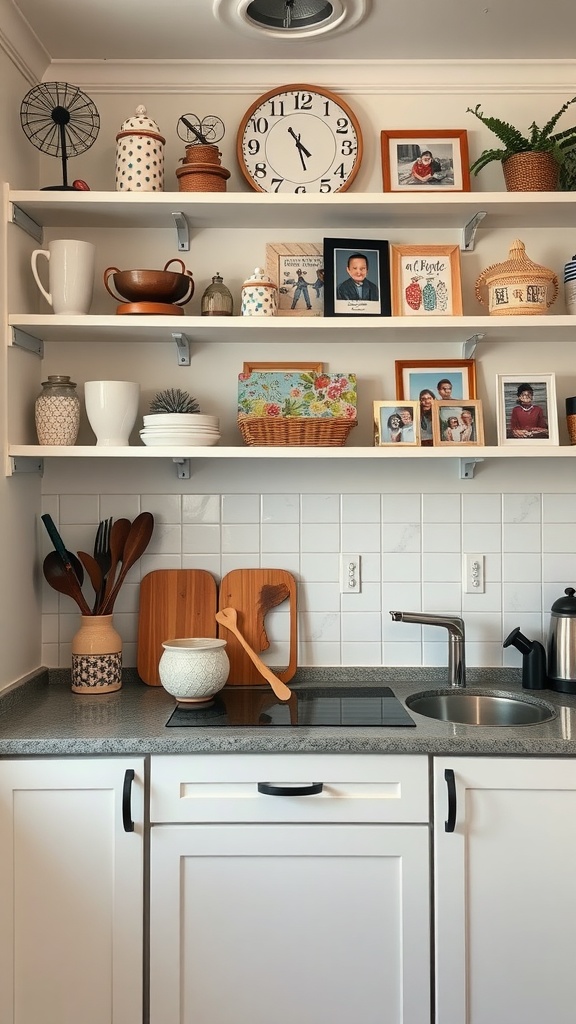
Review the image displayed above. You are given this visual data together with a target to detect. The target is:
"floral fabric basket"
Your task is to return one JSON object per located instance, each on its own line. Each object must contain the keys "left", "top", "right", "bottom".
{"left": 237, "top": 370, "right": 357, "bottom": 446}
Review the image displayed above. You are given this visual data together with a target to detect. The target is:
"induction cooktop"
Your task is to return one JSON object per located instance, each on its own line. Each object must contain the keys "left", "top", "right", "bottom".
{"left": 166, "top": 685, "right": 416, "bottom": 728}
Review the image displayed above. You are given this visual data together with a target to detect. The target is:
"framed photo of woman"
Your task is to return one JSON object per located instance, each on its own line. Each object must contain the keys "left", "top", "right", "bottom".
{"left": 496, "top": 374, "right": 558, "bottom": 445}
{"left": 373, "top": 401, "right": 420, "bottom": 446}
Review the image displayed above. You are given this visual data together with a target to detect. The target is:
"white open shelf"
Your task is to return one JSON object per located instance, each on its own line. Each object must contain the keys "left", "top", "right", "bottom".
{"left": 8, "top": 444, "right": 576, "bottom": 460}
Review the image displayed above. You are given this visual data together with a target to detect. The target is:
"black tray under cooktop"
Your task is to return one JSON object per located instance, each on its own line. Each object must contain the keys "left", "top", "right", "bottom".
{"left": 166, "top": 685, "right": 416, "bottom": 728}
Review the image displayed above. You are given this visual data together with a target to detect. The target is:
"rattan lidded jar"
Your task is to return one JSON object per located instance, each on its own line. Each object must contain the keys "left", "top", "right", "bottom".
{"left": 475, "top": 239, "right": 559, "bottom": 315}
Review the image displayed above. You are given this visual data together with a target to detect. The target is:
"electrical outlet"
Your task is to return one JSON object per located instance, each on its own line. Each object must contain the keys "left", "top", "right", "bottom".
{"left": 464, "top": 553, "right": 485, "bottom": 594}
{"left": 340, "top": 553, "right": 361, "bottom": 594}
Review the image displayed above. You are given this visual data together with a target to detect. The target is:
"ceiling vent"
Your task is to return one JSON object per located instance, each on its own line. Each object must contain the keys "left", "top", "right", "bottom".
{"left": 214, "top": 0, "right": 367, "bottom": 39}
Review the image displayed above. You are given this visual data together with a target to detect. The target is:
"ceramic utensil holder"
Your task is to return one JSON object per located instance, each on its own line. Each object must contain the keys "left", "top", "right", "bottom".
{"left": 71, "top": 614, "right": 122, "bottom": 693}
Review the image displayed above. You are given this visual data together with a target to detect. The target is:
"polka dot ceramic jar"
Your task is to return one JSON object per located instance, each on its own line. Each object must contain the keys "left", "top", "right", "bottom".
{"left": 241, "top": 267, "right": 278, "bottom": 316}
{"left": 115, "top": 105, "right": 165, "bottom": 192}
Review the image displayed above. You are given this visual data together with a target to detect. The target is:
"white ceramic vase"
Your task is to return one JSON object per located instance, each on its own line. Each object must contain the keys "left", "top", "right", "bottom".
{"left": 84, "top": 380, "right": 140, "bottom": 446}
{"left": 159, "top": 638, "right": 229, "bottom": 702}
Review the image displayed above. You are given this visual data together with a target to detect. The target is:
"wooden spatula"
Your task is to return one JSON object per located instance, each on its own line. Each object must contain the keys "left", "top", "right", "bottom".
{"left": 215, "top": 607, "right": 292, "bottom": 701}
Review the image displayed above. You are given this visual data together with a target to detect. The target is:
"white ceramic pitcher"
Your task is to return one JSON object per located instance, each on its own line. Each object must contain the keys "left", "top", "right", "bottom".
{"left": 31, "top": 239, "right": 96, "bottom": 314}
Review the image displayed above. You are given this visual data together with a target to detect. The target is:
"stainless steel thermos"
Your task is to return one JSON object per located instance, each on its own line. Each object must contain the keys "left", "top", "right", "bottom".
{"left": 547, "top": 587, "right": 576, "bottom": 693}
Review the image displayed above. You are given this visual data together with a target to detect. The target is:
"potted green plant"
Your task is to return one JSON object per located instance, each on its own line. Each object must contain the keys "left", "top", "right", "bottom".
{"left": 466, "top": 97, "right": 576, "bottom": 191}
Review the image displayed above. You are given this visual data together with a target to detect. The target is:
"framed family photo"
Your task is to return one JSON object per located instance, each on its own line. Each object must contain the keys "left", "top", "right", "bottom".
{"left": 373, "top": 401, "right": 420, "bottom": 446}
{"left": 496, "top": 374, "right": 558, "bottom": 445}
{"left": 265, "top": 242, "right": 324, "bottom": 317}
{"left": 432, "top": 400, "right": 485, "bottom": 446}
{"left": 395, "top": 359, "right": 477, "bottom": 446}
{"left": 323, "top": 237, "right": 391, "bottom": 317}
{"left": 390, "top": 244, "right": 463, "bottom": 316}
{"left": 380, "top": 129, "right": 471, "bottom": 193}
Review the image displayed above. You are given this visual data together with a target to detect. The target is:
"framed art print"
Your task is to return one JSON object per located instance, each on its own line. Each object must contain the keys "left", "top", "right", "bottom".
{"left": 323, "top": 237, "right": 391, "bottom": 317}
{"left": 373, "top": 401, "right": 420, "bottom": 446}
{"left": 432, "top": 400, "right": 485, "bottom": 446}
{"left": 390, "top": 244, "right": 463, "bottom": 316}
{"left": 496, "top": 374, "right": 558, "bottom": 445}
{"left": 265, "top": 242, "right": 324, "bottom": 317}
{"left": 380, "top": 129, "right": 471, "bottom": 192}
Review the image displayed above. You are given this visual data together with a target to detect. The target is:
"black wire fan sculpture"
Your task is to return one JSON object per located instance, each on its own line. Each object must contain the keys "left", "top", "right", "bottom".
{"left": 20, "top": 82, "right": 100, "bottom": 190}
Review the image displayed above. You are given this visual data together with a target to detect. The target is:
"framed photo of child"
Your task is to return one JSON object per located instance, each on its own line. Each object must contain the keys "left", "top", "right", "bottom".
{"left": 432, "top": 400, "right": 485, "bottom": 446}
{"left": 380, "top": 129, "right": 471, "bottom": 192}
{"left": 323, "top": 237, "right": 391, "bottom": 317}
{"left": 496, "top": 374, "right": 559, "bottom": 445}
{"left": 373, "top": 401, "right": 420, "bottom": 446}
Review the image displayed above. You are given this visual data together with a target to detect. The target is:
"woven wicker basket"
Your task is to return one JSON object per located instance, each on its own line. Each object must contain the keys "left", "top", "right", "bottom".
{"left": 238, "top": 416, "right": 357, "bottom": 447}
{"left": 176, "top": 163, "right": 230, "bottom": 192}
{"left": 502, "top": 152, "right": 559, "bottom": 192}
{"left": 475, "top": 239, "right": 558, "bottom": 315}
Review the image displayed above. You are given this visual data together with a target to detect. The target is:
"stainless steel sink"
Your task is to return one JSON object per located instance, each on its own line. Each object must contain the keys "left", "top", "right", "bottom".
{"left": 406, "top": 689, "right": 557, "bottom": 726}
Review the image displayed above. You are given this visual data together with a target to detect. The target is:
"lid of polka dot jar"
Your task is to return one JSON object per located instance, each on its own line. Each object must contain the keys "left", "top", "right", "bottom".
{"left": 116, "top": 105, "right": 166, "bottom": 144}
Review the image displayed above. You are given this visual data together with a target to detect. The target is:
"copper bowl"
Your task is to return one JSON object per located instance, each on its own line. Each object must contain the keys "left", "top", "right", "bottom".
{"left": 103, "top": 258, "right": 194, "bottom": 305}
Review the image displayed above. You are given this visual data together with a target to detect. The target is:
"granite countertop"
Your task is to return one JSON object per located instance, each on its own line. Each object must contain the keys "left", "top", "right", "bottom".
{"left": 2, "top": 668, "right": 576, "bottom": 756}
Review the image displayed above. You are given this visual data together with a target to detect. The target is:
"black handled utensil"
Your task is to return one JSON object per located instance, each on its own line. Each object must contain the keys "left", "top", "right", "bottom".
{"left": 41, "top": 513, "right": 84, "bottom": 585}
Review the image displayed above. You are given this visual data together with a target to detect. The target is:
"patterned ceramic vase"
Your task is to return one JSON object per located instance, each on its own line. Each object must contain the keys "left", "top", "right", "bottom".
{"left": 71, "top": 615, "right": 122, "bottom": 694}
{"left": 564, "top": 255, "right": 576, "bottom": 315}
{"left": 115, "top": 105, "right": 165, "bottom": 192}
{"left": 241, "top": 268, "right": 278, "bottom": 316}
{"left": 35, "top": 375, "right": 80, "bottom": 445}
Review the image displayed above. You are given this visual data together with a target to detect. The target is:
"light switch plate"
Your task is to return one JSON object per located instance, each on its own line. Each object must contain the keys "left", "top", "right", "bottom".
{"left": 340, "top": 553, "right": 361, "bottom": 594}
{"left": 464, "top": 553, "right": 485, "bottom": 594}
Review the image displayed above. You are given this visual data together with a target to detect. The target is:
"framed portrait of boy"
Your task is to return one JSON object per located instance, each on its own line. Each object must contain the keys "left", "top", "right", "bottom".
{"left": 323, "top": 237, "right": 391, "bottom": 317}
{"left": 390, "top": 244, "right": 463, "bottom": 316}
{"left": 380, "top": 129, "right": 471, "bottom": 192}
{"left": 496, "top": 374, "right": 558, "bottom": 446}
{"left": 432, "top": 400, "right": 485, "bottom": 446}
{"left": 373, "top": 401, "right": 420, "bottom": 446}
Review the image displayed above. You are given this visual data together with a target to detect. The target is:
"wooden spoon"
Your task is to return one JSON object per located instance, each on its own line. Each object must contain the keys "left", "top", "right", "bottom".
{"left": 215, "top": 607, "right": 292, "bottom": 701}
{"left": 99, "top": 512, "right": 154, "bottom": 615}
{"left": 43, "top": 551, "right": 92, "bottom": 616}
{"left": 101, "top": 517, "right": 132, "bottom": 607}
{"left": 77, "top": 550, "right": 103, "bottom": 597}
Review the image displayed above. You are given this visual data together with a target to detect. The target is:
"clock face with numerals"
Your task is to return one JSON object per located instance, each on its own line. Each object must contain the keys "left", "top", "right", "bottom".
{"left": 236, "top": 84, "right": 363, "bottom": 194}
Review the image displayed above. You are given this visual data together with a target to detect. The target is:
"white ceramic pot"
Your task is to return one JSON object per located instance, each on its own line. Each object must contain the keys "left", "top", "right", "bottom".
{"left": 84, "top": 380, "right": 140, "bottom": 446}
{"left": 159, "top": 638, "right": 229, "bottom": 702}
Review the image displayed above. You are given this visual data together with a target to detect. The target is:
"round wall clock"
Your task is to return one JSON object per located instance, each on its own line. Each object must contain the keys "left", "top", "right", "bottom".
{"left": 236, "top": 83, "right": 363, "bottom": 194}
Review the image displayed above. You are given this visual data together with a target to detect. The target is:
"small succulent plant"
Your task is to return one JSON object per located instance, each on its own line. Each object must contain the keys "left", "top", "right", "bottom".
{"left": 149, "top": 388, "right": 200, "bottom": 414}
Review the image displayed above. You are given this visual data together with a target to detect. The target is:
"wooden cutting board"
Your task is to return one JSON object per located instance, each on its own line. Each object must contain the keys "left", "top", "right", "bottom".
{"left": 217, "top": 568, "right": 297, "bottom": 685}
{"left": 137, "top": 569, "right": 218, "bottom": 686}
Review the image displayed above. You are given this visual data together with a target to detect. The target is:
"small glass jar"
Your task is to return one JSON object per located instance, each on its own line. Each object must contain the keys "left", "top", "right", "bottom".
{"left": 201, "top": 273, "right": 234, "bottom": 316}
{"left": 35, "top": 375, "right": 80, "bottom": 446}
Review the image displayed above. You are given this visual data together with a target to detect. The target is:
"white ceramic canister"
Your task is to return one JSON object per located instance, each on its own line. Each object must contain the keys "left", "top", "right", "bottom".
{"left": 241, "top": 267, "right": 278, "bottom": 316}
{"left": 159, "top": 638, "right": 229, "bottom": 702}
{"left": 115, "top": 105, "right": 165, "bottom": 192}
{"left": 564, "top": 254, "right": 576, "bottom": 315}
{"left": 35, "top": 375, "right": 80, "bottom": 445}
{"left": 84, "top": 380, "right": 140, "bottom": 446}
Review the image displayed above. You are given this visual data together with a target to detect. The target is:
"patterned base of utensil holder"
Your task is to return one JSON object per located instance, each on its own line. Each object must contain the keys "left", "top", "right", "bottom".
{"left": 71, "top": 615, "right": 123, "bottom": 693}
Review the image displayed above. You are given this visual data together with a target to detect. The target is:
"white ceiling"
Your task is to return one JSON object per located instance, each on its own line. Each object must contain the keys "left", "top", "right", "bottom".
{"left": 11, "top": 0, "right": 576, "bottom": 63}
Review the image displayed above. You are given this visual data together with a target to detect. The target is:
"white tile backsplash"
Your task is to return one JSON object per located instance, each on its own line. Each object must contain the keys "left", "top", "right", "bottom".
{"left": 42, "top": 487, "right": 576, "bottom": 672}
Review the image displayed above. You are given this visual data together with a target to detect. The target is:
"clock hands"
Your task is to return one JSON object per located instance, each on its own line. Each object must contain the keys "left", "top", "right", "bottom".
{"left": 287, "top": 126, "right": 312, "bottom": 170}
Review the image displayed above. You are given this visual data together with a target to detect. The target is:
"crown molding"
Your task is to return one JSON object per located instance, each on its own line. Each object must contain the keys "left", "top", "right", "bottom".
{"left": 0, "top": 0, "right": 49, "bottom": 85}
{"left": 42, "top": 58, "right": 576, "bottom": 95}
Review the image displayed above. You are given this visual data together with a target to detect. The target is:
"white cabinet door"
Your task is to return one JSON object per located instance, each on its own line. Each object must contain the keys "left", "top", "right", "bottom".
{"left": 0, "top": 757, "right": 144, "bottom": 1024}
{"left": 434, "top": 757, "right": 576, "bottom": 1024}
{"left": 150, "top": 822, "right": 430, "bottom": 1024}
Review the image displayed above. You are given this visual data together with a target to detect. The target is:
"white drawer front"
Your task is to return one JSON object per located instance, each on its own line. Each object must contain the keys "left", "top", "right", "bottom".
{"left": 150, "top": 754, "right": 429, "bottom": 823}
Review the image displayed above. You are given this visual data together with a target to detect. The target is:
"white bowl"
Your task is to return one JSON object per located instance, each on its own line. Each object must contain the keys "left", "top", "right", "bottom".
{"left": 140, "top": 432, "right": 221, "bottom": 446}
{"left": 140, "top": 424, "right": 220, "bottom": 433}
{"left": 143, "top": 413, "right": 219, "bottom": 427}
{"left": 159, "top": 637, "right": 229, "bottom": 702}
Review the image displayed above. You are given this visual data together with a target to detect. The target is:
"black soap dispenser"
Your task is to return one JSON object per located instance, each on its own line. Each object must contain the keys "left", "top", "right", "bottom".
{"left": 503, "top": 627, "right": 547, "bottom": 689}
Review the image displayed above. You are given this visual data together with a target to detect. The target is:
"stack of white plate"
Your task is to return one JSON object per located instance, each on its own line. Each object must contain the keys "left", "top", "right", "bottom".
{"left": 140, "top": 413, "right": 221, "bottom": 446}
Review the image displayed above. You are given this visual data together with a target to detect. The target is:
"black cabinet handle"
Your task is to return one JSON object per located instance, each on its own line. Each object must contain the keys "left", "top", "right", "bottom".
{"left": 257, "top": 782, "right": 323, "bottom": 797}
{"left": 444, "top": 768, "right": 457, "bottom": 833}
{"left": 122, "top": 768, "right": 135, "bottom": 832}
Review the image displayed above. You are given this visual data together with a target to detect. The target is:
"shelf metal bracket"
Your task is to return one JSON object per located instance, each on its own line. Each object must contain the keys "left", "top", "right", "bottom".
{"left": 172, "top": 458, "right": 191, "bottom": 479}
{"left": 460, "top": 211, "right": 486, "bottom": 252}
{"left": 172, "top": 332, "right": 191, "bottom": 366}
{"left": 462, "top": 333, "right": 485, "bottom": 359}
{"left": 10, "top": 203, "right": 43, "bottom": 244}
{"left": 11, "top": 327, "right": 44, "bottom": 357}
{"left": 171, "top": 211, "right": 190, "bottom": 252}
{"left": 459, "top": 457, "right": 484, "bottom": 480}
{"left": 9, "top": 456, "right": 43, "bottom": 476}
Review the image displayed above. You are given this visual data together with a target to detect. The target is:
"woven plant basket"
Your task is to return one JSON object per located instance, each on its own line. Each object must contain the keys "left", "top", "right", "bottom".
{"left": 238, "top": 416, "right": 357, "bottom": 447}
{"left": 502, "top": 152, "right": 559, "bottom": 192}
{"left": 176, "top": 163, "right": 231, "bottom": 192}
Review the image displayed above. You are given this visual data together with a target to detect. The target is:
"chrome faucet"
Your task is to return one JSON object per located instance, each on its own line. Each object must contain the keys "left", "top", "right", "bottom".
{"left": 389, "top": 611, "right": 466, "bottom": 688}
